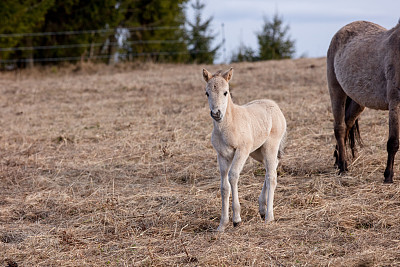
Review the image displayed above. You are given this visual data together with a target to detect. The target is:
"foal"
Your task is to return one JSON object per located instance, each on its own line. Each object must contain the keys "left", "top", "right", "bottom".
{"left": 203, "top": 68, "right": 287, "bottom": 231}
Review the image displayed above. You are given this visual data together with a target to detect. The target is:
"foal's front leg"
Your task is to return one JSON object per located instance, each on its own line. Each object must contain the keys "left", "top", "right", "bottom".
{"left": 229, "top": 149, "right": 250, "bottom": 227}
{"left": 217, "top": 154, "right": 232, "bottom": 232}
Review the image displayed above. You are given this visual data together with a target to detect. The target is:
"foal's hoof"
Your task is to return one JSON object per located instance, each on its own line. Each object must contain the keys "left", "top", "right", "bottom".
{"left": 233, "top": 221, "right": 241, "bottom": 227}
{"left": 216, "top": 226, "right": 226, "bottom": 232}
{"left": 266, "top": 217, "right": 274, "bottom": 223}
{"left": 259, "top": 213, "right": 265, "bottom": 220}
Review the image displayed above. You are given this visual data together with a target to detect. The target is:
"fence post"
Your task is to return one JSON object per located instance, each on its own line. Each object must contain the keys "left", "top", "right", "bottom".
{"left": 27, "top": 37, "right": 34, "bottom": 68}
{"left": 108, "top": 33, "right": 116, "bottom": 65}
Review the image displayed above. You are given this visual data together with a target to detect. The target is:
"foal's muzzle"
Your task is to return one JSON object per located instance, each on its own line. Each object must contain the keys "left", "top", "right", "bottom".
{"left": 210, "top": 110, "right": 222, "bottom": 122}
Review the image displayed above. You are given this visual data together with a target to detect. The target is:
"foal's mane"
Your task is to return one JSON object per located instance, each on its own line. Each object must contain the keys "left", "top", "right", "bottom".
{"left": 212, "top": 70, "right": 223, "bottom": 77}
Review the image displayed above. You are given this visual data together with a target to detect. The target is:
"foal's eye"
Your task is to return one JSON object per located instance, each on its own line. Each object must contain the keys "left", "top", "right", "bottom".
{"left": 205, "top": 92, "right": 209, "bottom": 97}
{"left": 224, "top": 91, "right": 228, "bottom": 96}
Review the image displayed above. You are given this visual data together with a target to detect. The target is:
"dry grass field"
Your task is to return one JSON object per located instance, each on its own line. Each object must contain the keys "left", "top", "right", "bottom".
{"left": 1, "top": 58, "right": 400, "bottom": 266}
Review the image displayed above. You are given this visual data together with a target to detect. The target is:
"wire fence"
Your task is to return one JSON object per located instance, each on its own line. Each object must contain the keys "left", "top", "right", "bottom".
{"left": 0, "top": 40, "right": 186, "bottom": 52}
{"left": 0, "top": 26, "right": 223, "bottom": 66}
{"left": 0, "top": 50, "right": 212, "bottom": 64}
{"left": 0, "top": 26, "right": 181, "bottom": 38}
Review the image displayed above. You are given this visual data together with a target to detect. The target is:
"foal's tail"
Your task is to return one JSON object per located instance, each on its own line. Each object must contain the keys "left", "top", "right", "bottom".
{"left": 277, "top": 130, "right": 287, "bottom": 159}
{"left": 345, "top": 97, "right": 363, "bottom": 158}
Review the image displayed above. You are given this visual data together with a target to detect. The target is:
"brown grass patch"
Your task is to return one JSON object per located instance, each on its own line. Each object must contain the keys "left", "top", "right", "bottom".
{"left": 1, "top": 58, "right": 400, "bottom": 266}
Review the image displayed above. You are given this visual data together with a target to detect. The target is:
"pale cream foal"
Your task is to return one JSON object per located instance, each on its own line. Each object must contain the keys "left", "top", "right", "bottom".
{"left": 203, "top": 67, "right": 287, "bottom": 232}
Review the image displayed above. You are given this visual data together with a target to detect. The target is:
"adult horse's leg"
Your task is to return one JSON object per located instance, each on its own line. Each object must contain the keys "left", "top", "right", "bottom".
{"left": 384, "top": 104, "right": 400, "bottom": 183}
{"left": 345, "top": 98, "right": 365, "bottom": 158}
{"left": 327, "top": 53, "right": 349, "bottom": 173}
{"left": 228, "top": 149, "right": 250, "bottom": 227}
{"left": 217, "top": 154, "right": 232, "bottom": 232}
{"left": 328, "top": 84, "right": 348, "bottom": 173}
{"left": 334, "top": 98, "right": 364, "bottom": 165}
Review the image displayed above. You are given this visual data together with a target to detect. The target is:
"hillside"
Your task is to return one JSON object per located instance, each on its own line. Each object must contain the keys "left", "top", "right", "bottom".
{"left": 1, "top": 58, "right": 399, "bottom": 266}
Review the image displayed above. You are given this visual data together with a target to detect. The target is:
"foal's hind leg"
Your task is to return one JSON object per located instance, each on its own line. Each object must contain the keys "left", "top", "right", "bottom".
{"left": 258, "top": 139, "right": 280, "bottom": 222}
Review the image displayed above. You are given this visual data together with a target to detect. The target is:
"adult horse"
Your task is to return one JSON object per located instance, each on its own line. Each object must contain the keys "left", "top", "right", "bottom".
{"left": 327, "top": 20, "right": 400, "bottom": 183}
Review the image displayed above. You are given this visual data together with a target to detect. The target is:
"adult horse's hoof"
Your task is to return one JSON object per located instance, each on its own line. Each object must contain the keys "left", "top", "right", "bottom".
{"left": 384, "top": 169, "right": 394, "bottom": 183}
{"left": 383, "top": 176, "right": 393, "bottom": 184}
{"left": 337, "top": 161, "right": 348, "bottom": 174}
{"left": 233, "top": 221, "right": 241, "bottom": 227}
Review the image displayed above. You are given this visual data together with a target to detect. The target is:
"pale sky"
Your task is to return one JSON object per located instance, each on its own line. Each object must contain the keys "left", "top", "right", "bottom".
{"left": 186, "top": 0, "right": 400, "bottom": 63}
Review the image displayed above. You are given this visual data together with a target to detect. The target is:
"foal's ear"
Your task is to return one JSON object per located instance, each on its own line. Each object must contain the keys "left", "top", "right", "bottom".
{"left": 202, "top": 68, "right": 212, "bottom": 82}
{"left": 222, "top": 67, "right": 233, "bottom": 82}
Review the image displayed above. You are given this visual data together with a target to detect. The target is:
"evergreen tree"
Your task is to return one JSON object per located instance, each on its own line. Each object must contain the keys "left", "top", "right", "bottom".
{"left": 0, "top": 0, "right": 54, "bottom": 66}
{"left": 186, "top": 0, "right": 220, "bottom": 64}
{"left": 230, "top": 44, "right": 256, "bottom": 63}
{"left": 0, "top": 0, "right": 191, "bottom": 66}
{"left": 0, "top": 0, "right": 121, "bottom": 66}
{"left": 38, "top": 0, "right": 121, "bottom": 62}
{"left": 118, "top": 0, "right": 189, "bottom": 63}
{"left": 257, "top": 13, "right": 295, "bottom": 60}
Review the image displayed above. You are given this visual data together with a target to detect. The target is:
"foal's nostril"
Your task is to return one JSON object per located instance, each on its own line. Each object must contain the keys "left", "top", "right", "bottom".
{"left": 211, "top": 110, "right": 221, "bottom": 117}
{"left": 210, "top": 110, "right": 222, "bottom": 121}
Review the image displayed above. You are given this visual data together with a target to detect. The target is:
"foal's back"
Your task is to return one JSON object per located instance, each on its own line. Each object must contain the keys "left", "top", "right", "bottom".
{"left": 239, "top": 99, "right": 286, "bottom": 145}
{"left": 242, "top": 99, "right": 285, "bottom": 130}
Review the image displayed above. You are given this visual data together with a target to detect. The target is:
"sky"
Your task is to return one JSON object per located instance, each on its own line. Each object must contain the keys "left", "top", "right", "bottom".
{"left": 186, "top": 0, "right": 400, "bottom": 64}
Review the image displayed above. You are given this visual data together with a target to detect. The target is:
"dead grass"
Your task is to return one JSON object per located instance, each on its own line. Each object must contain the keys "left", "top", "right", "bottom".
{"left": 1, "top": 58, "right": 400, "bottom": 266}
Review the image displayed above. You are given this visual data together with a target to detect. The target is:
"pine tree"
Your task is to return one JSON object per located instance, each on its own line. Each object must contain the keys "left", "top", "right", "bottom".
{"left": 186, "top": 0, "right": 220, "bottom": 64}
{"left": 0, "top": 0, "right": 54, "bottom": 66}
{"left": 38, "top": 0, "right": 121, "bottom": 63}
{"left": 257, "top": 13, "right": 295, "bottom": 60}
{"left": 230, "top": 44, "right": 256, "bottom": 63}
{"left": 119, "top": 0, "right": 189, "bottom": 63}
{"left": 0, "top": 0, "right": 195, "bottom": 66}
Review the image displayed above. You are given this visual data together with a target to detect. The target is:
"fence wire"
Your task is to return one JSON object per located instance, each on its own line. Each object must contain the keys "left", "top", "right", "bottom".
{"left": 0, "top": 26, "right": 213, "bottom": 65}
{"left": 0, "top": 40, "right": 186, "bottom": 52}
{"left": 0, "top": 26, "right": 181, "bottom": 38}
{"left": 0, "top": 50, "right": 211, "bottom": 64}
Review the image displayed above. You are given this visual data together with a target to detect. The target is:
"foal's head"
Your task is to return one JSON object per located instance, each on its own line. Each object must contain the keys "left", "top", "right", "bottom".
{"left": 202, "top": 67, "right": 233, "bottom": 122}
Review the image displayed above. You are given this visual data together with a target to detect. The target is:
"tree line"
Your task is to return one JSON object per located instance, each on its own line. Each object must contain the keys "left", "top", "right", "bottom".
{"left": 231, "top": 14, "right": 295, "bottom": 63}
{"left": 0, "top": 0, "right": 295, "bottom": 67}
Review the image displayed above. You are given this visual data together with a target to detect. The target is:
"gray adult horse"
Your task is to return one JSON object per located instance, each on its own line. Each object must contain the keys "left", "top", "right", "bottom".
{"left": 327, "top": 20, "right": 400, "bottom": 183}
